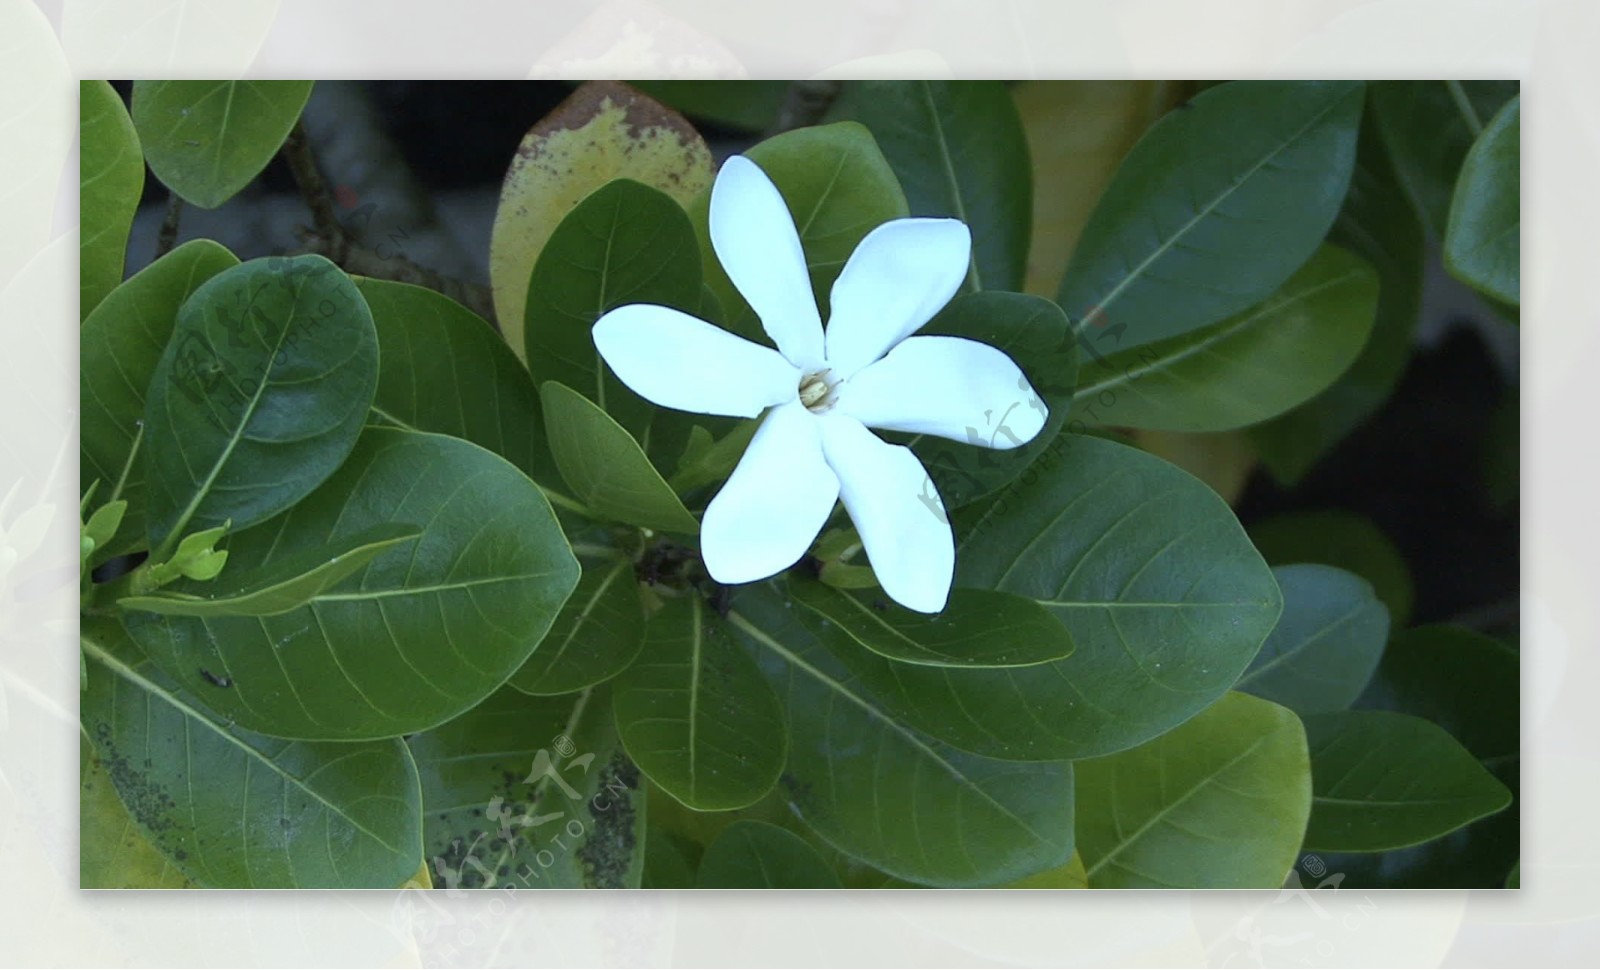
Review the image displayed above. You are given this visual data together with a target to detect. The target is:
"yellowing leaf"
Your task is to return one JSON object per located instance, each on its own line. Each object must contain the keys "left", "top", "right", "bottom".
{"left": 489, "top": 81, "right": 712, "bottom": 363}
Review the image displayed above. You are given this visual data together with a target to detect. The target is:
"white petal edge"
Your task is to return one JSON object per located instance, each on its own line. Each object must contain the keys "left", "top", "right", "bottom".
{"left": 593, "top": 303, "right": 800, "bottom": 418}
{"left": 817, "top": 414, "right": 954, "bottom": 614}
{"left": 823, "top": 218, "right": 972, "bottom": 380}
{"left": 709, "top": 155, "right": 825, "bottom": 369}
{"left": 837, "top": 335, "right": 1048, "bottom": 448}
{"left": 701, "top": 400, "right": 839, "bottom": 584}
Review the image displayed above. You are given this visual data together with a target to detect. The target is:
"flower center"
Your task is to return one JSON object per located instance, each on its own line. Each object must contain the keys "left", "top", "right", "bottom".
{"left": 798, "top": 369, "right": 836, "bottom": 413}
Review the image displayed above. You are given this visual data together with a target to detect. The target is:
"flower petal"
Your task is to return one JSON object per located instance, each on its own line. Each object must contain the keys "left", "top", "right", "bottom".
{"left": 709, "top": 155, "right": 825, "bottom": 369}
{"left": 593, "top": 303, "right": 800, "bottom": 418}
{"left": 823, "top": 218, "right": 971, "bottom": 380}
{"left": 837, "top": 335, "right": 1048, "bottom": 448}
{"left": 818, "top": 415, "right": 953, "bottom": 613}
{"left": 702, "top": 400, "right": 839, "bottom": 584}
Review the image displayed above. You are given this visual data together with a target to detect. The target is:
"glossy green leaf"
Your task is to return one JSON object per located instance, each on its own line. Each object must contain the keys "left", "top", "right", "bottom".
{"left": 141, "top": 254, "right": 378, "bottom": 553}
{"left": 1235, "top": 565, "right": 1390, "bottom": 716}
{"left": 629, "top": 80, "right": 788, "bottom": 133}
{"left": 126, "top": 427, "right": 580, "bottom": 740}
{"left": 118, "top": 524, "right": 421, "bottom": 617}
{"left": 787, "top": 576, "right": 1073, "bottom": 668}
{"left": 356, "top": 277, "right": 560, "bottom": 489}
{"left": 541, "top": 381, "right": 700, "bottom": 534}
{"left": 79, "top": 80, "right": 144, "bottom": 319}
{"left": 642, "top": 825, "right": 700, "bottom": 888}
{"left": 81, "top": 618, "right": 422, "bottom": 888}
{"left": 1248, "top": 510, "right": 1415, "bottom": 628}
{"left": 1075, "top": 691, "right": 1311, "bottom": 888}
{"left": 524, "top": 178, "right": 703, "bottom": 444}
{"left": 131, "top": 80, "right": 314, "bottom": 209}
{"left": 408, "top": 685, "right": 647, "bottom": 889}
{"left": 613, "top": 595, "right": 786, "bottom": 811}
{"left": 696, "top": 820, "right": 842, "bottom": 888}
{"left": 1072, "top": 245, "right": 1379, "bottom": 432}
{"left": 1302, "top": 709, "right": 1512, "bottom": 852}
{"left": 1250, "top": 111, "right": 1425, "bottom": 485}
{"left": 509, "top": 557, "right": 647, "bottom": 696}
{"left": 903, "top": 291, "right": 1077, "bottom": 510}
{"left": 669, "top": 419, "right": 758, "bottom": 497}
{"left": 80, "top": 240, "right": 239, "bottom": 560}
{"left": 1006, "top": 852, "right": 1089, "bottom": 889}
{"left": 80, "top": 742, "right": 195, "bottom": 889}
{"left": 829, "top": 80, "right": 1032, "bottom": 291}
{"left": 1356, "top": 625, "right": 1518, "bottom": 762}
{"left": 692, "top": 122, "right": 909, "bottom": 343}
{"left": 952, "top": 434, "right": 1283, "bottom": 759}
{"left": 1444, "top": 96, "right": 1520, "bottom": 306}
{"left": 1370, "top": 81, "right": 1518, "bottom": 239}
{"left": 1058, "top": 80, "right": 1363, "bottom": 351}
{"left": 727, "top": 584, "right": 1075, "bottom": 887}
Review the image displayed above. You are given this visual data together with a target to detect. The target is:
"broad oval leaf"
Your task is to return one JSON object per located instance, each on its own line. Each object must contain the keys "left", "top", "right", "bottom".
{"left": 127, "top": 427, "right": 581, "bottom": 741}
{"left": 1370, "top": 80, "right": 1518, "bottom": 239}
{"left": 81, "top": 618, "right": 422, "bottom": 888}
{"left": 1444, "top": 95, "right": 1520, "bottom": 306}
{"left": 356, "top": 277, "right": 560, "bottom": 489}
{"left": 117, "top": 524, "right": 421, "bottom": 617}
{"left": 490, "top": 81, "right": 712, "bottom": 363}
{"left": 510, "top": 557, "right": 647, "bottom": 696}
{"left": 540, "top": 381, "right": 699, "bottom": 534}
{"left": 1073, "top": 245, "right": 1379, "bottom": 432}
{"left": 952, "top": 434, "right": 1283, "bottom": 759}
{"left": 1075, "top": 691, "right": 1311, "bottom": 889}
{"left": 131, "top": 80, "right": 314, "bottom": 209}
{"left": 79, "top": 80, "right": 144, "bottom": 319}
{"left": 80, "top": 239, "right": 239, "bottom": 560}
{"left": 1234, "top": 564, "right": 1390, "bottom": 717}
{"left": 787, "top": 576, "right": 1073, "bottom": 668}
{"left": 727, "top": 584, "right": 1075, "bottom": 888}
{"left": 692, "top": 121, "right": 909, "bottom": 341}
{"left": 830, "top": 80, "right": 1032, "bottom": 292}
{"left": 1302, "top": 709, "right": 1512, "bottom": 852}
{"left": 408, "top": 685, "right": 647, "bottom": 889}
{"left": 1356, "top": 625, "right": 1518, "bottom": 763}
{"left": 613, "top": 595, "right": 785, "bottom": 811}
{"left": 1058, "top": 80, "right": 1364, "bottom": 351}
{"left": 80, "top": 743, "right": 194, "bottom": 889}
{"left": 142, "top": 254, "right": 378, "bottom": 552}
{"left": 524, "top": 178, "right": 703, "bottom": 443}
{"left": 696, "top": 820, "right": 841, "bottom": 888}
{"left": 1247, "top": 509, "right": 1415, "bottom": 627}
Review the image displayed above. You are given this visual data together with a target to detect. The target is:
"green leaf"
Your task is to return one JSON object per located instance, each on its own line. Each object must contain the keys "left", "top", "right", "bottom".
{"left": 1301, "top": 709, "right": 1512, "bottom": 852}
{"left": 1444, "top": 96, "right": 1520, "bottom": 306}
{"left": 1058, "top": 80, "right": 1364, "bottom": 351}
{"left": 119, "top": 524, "right": 420, "bottom": 617}
{"left": 787, "top": 576, "right": 1073, "bottom": 668}
{"left": 1247, "top": 510, "right": 1414, "bottom": 628}
{"left": 1075, "top": 691, "right": 1311, "bottom": 888}
{"left": 80, "top": 240, "right": 240, "bottom": 560}
{"left": 1235, "top": 565, "right": 1390, "bottom": 716}
{"left": 669, "top": 419, "right": 759, "bottom": 497}
{"left": 904, "top": 291, "right": 1077, "bottom": 510}
{"left": 829, "top": 80, "right": 1032, "bottom": 291}
{"left": 613, "top": 595, "right": 786, "bottom": 811}
{"left": 126, "top": 427, "right": 580, "bottom": 741}
{"left": 1072, "top": 245, "right": 1379, "bottom": 432}
{"left": 691, "top": 121, "right": 909, "bottom": 342}
{"left": 524, "top": 178, "right": 704, "bottom": 445}
{"left": 131, "top": 80, "right": 314, "bottom": 209}
{"left": 508, "top": 556, "right": 647, "bottom": 696}
{"left": 356, "top": 277, "right": 561, "bottom": 489}
{"left": 540, "top": 381, "right": 699, "bottom": 534}
{"left": 727, "top": 584, "right": 1075, "bottom": 887}
{"left": 79, "top": 80, "right": 144, "bottom": 319}
{"left": 80, "top": 618, "right": 423, "bottom": 888}
{"left": 80, "top": 742, "right": 195, "bottom": 889}
{"left": 141, "top": 254, "right": 378, "bottom": 553}
{"left": 1006, "top": 851, "right": 1089, "bottom": 889}
{"left": 1356, "top": 625, "right": 1518, "bottom": 762}
{"left": 1370, "top": 81, "right": 1518, "bottom": 239}
{"left": 696, "top": 820, "right": 842, "bottom": 888}
{"left": 952, "top": 434, "right": 1283, "bottom": 759}
{"left": 1249, "top": 110, "right": 1426, "bottom": 485}
{"left": 629, "top": 81, "right": 789, "bottom": 133}
{"left": 408, "top": 685, "right": 647, "bottom": 889}
{"left": 80, "top": 498, "right": 128, "bottom": 567}
{"left": 146, "top": 521, "right": 230, "bottom": 585}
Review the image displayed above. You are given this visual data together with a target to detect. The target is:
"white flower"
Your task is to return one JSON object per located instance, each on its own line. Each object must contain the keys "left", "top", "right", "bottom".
{"left": 592, "top": 155, "right": 1046, "bottom": 612}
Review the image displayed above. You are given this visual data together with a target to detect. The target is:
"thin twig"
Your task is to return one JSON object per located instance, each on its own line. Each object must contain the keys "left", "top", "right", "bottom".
{"left": 281, "top": 120, "right": 348, "bottom": 262}
{"left": 766, "top": 80, "right": 844, "bottom": 137}
{"left": 154, "top": 193, "right": 183, "bottom": 259}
